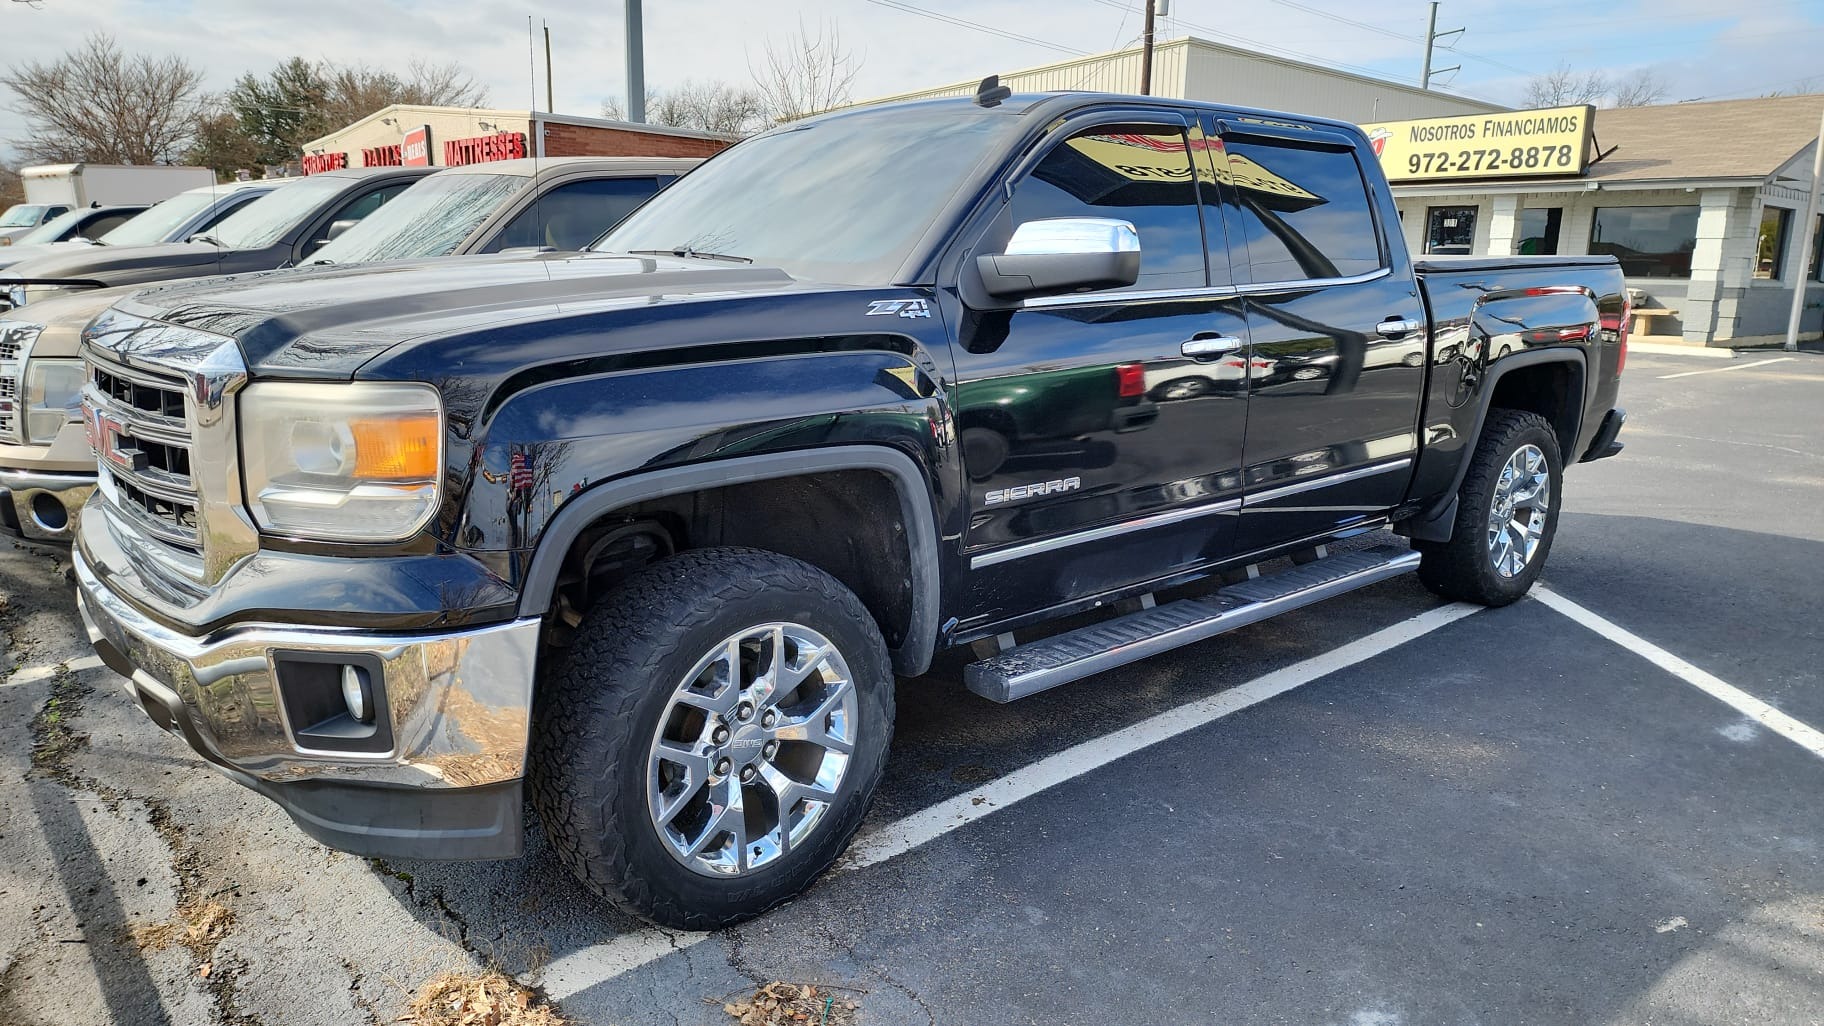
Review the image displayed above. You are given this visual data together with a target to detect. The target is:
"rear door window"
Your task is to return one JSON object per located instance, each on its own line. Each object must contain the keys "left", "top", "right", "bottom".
{"left": 1217, "top": 137, "right": 1384, "bottom": 282}
{"left": 484, "top": 178, "right": 664, "bottom": 252}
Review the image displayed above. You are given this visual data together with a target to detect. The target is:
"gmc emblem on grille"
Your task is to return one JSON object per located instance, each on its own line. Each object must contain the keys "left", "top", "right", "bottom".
{"left": 87, "top": 407, "right": 147, "bottom": 473}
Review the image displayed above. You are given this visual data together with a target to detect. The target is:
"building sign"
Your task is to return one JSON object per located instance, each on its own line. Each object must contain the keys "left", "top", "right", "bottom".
{"left": 402, "top": 125, "right": 433, "bottom": 167}
{"left": 363, "top": 144, "right": 403, "bottom": 167}
{"left": 301, "top": 152, "right": 347, "bottom": 175}
{"left": 443, "top": 131, "right": 528, "bottom": 167}
{"left": 1361, "top": 105, "right": 1594, "bottom": 183}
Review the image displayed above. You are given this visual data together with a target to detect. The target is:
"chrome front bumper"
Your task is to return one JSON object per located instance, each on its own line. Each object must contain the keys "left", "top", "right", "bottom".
{"left": 0, "top": 466, "right": 94, "bottom": 543}
{"left": 74, "top": 548, "right": 542, "bottom": 859}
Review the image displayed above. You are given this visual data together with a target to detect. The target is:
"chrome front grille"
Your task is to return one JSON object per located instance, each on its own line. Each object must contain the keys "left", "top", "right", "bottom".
{"left": 0, "top": 321, "right": 32, "bottom": 440}
{"left": 87, "top": 357, "right": 203, "bottom": 552}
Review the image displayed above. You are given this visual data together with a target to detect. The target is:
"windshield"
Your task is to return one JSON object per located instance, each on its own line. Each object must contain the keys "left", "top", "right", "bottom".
{"left": 15, "top": 208, "right": 94, "bottom": 244}
{"left": 0, "top": 205, "right": 48, "bottom": 228}
{"left": 596, "top": 109, "right": 1018, "bottom": 283}
{"left": 207, "top": 176, "right": 349, "bottom": 249}
{"left": 309, "top": 172, "right": 524, "bottom": 264}
{"left": 100, "top": 190, "right": 228, "bottom": 246}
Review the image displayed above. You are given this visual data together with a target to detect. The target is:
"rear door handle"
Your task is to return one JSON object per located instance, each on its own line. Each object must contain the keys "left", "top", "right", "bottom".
{"left": 1181, "top": 334, "right": 1243, "bottom": 359}
{"left": 1377, "top": 318, "right": 1424, "bottom": 339}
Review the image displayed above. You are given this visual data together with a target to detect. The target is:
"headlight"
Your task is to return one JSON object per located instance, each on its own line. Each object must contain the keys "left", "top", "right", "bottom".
{"left": 22, "top": 358, "right": 85, "bottom": 443}
{"left": 2, "top": 284, "right": 24, "bottom": 309}
{"left": 239, "top": 381, "right": 443, "bottom": 542}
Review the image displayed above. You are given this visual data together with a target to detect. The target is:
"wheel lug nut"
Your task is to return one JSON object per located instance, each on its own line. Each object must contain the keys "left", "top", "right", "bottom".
{"left": 716, "top": 757, "right": 732, "bottom": 776}
{"left": 736, "top": 702, "right": 754, "bottom": 721}
{"left": 761, "top": 710, "right": 777, "bottom": 728}
{"left": 740, "top": 765, "right": 757, "bottom": 782}
{"left": 712, "top": 726, "right": 730, "bottom": 744}
{"left": 763, "top": 740, "right": 778, "bottom": 759}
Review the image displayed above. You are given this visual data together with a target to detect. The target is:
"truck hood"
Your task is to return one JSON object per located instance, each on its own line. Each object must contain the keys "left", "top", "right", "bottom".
{"left": 0, "top": 240, "right": 97, "bottom": 272}
{"left": 0, "top": 283, "right": 137, "bottom": 354}
{"left": 1, "top": 242, "right": 223, "bottom": 286}
{"left": 112, "top": 250, "right": 803, "bottom": 377}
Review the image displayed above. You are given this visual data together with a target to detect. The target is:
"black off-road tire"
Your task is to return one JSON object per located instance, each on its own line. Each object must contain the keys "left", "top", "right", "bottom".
{"left": 1416, "top": 409, "right": 1563, "bottom": 606}
{"left": 530, "top": 547, "right": 895, "bottom": 929}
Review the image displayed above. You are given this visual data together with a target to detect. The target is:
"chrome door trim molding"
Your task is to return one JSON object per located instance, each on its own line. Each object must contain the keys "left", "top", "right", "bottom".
{"left": 1241, "top": 457, "right": 1413, "bottom": 507}
{"left": 1020, "top": 267, "right": 1392, "bottom": 310}
{"left": 969, "top": 497, "right": 1242, "bottom": 569}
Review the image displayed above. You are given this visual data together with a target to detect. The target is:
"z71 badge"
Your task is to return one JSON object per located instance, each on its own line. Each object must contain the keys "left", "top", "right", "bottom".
{"left": 984, "top": 477, "right": 1082, "bottom": 505}
{"left": 866, "top": 299, "right": 931, "bottom": 319}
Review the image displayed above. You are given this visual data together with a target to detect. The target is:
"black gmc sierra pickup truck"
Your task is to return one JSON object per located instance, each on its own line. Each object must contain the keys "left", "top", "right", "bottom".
{"left": 74, "top": 88, "right": 1627, "bottom": 929}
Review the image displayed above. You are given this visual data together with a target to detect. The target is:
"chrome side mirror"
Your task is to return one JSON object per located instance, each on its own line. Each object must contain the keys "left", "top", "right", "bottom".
{"left": 976, "top": 217, "right": 1141, "bottom": 300}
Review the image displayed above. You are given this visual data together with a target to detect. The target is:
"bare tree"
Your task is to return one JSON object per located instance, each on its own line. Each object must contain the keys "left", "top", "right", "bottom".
{"left": 316, "top": 59, "right": 490, "bottom": 133}
{"left": 2, "top": 32, "right": 209, "bottom": 164}
{"left": 604, "top": 81, "right": 768, "bottom": 136}
{"left": 751, "top": 19, "right": 861, "bottom": 123}
{"left": 1522, "top": 63, "right": 1609, "bottom": 108}
{"left": 1608, "top": 69, "right": 1669, "bottom": 108}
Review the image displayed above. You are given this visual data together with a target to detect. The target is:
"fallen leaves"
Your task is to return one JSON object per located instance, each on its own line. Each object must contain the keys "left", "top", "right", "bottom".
{"left": 720, "top": 981, "right": 860, "bottom": 1026}
{"left": 128, "top": 899, "right": 233, "bottom": 957}
{"left": 400, "top": 969, "right": 567, "bottom": 1026}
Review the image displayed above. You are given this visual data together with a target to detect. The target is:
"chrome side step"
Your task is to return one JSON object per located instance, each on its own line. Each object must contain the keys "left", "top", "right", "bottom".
{"left": 963, "top": 545, "right": 1422, "bottom": 703}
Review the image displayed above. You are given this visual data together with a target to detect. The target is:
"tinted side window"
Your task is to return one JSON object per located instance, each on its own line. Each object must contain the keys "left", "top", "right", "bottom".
{"left": 1008, "top": 128, "right": 1207, "bottom": 291}
{"left": 197, "top": 197, "right": 251, "bottom": 232}
{"left": 83, "top": 213, "right": 135, "bottom": 237}
{"left": 329, "top": 182, "right": 411, "bottom": 226}
{"left": 1219, "top": 139, "right": 1383, "bottom": 282}
{"left": 485, "top": 178, "right": 664, "bottom": 252}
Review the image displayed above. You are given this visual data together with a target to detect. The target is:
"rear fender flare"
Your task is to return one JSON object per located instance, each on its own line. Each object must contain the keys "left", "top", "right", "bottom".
{"left": 516, "top": 445, "right": 942, "bottom": 677}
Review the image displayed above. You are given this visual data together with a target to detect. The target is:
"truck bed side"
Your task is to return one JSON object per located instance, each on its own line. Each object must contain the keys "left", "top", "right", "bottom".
{"left": 1406, "top": 254, "right": 1627, "bottom": 520}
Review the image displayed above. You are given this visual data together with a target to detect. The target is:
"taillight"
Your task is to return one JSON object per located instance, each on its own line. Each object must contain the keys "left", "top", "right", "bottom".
{"left": 1115, "top": 363, "right": 1145, "bottom": 398}
{"left": 1617, "top": 298, "right": 1630, "bottom": 376}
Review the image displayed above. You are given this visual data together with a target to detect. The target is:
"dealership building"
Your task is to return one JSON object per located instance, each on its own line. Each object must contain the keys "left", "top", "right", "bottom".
{"left": 299, "top": 104, "right": 733, "bottom": 174}
{"left": 1376, "top": 94, "right": 1824, "bottom": 346}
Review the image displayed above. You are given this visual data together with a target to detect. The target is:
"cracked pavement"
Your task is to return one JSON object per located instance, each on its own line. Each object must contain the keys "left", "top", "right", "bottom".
{"left": 0, "top": 350, "right": 1820, "bottom": 1025}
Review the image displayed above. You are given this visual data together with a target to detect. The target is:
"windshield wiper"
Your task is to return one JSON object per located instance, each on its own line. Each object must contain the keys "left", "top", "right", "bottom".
{"left": 627, "top": 246, "right": 752, "bottom": 264}
{"left": 189, "top": 233, "right": 226, "bottom": 247}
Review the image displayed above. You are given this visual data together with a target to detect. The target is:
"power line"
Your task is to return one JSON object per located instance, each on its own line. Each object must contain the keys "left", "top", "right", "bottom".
{"left": 1085, "top": 0, "right": 1425, "bottom": 84}
{"left": 861, "top": 0, "right": 1088, "bottom": 57}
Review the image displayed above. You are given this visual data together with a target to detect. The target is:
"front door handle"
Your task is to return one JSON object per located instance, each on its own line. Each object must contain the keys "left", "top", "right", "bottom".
{"left": 1181, "top": 334, "right": 1243, "bottom": 359}
{"left": 1377, "top": 318, "right": 1424, "bottom": 339}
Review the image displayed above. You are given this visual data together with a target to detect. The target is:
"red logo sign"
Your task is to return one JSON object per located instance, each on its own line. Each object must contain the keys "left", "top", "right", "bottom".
{"left": 442, "top": 132, "right": 528, "bottom": 167}
{"left": 1368, "top": 128, "right": 1392, "bottom": 158}
{"left": 402, "top": 125, "right": 433, "bottom": 167}
{"left": 301, "top": 152, "right": 348, "bottom": 175}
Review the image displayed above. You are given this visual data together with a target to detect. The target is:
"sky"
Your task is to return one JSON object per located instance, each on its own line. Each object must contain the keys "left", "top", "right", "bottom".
{"left": 3, "top": 0, "right": 1823, "bottom": 160}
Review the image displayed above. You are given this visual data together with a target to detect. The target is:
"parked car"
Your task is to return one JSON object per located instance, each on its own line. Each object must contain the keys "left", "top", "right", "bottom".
{"left": 0, "top": 160, "right": 691, "bottom": 544}
{"left": 0, "top": 166, "right": 430, "bottom": 308}
{"left": 0, "top": 179, "right": 290, "bottom": 276}
{"left": 0, "top": 163, "right": 214, "bottom": 244}
{"left": 305, "top": 156, "right": 700, "bottom": 266}
{"left": 0, "top": 204, "right": 148, "bottom": 249}
{"left": 72, "top": 90, "right": 1627, "bottom": 930}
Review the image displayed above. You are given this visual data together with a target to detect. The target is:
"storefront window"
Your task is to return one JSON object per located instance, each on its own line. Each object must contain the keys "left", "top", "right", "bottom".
{"left": 1425, "top": 206, "right": 1477, "bottom": 255}
{"left": 1517, "top": 207, "right": 1562, "bottom": 255}
{"left": 1810, "top": 214, "right": 1823, "bottom": 282}
{"left": 1755, "top": 206, "right": 1792, "bottom": 280}
{"left": 1589, "top": 205, "right": 1699, "bottom": 278}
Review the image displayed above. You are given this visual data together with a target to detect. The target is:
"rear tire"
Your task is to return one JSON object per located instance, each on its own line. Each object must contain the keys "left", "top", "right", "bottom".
{"left": 1416, "top": 409, "right": 1563, "bottom": 606}
{"left": 531, "top": 547, "right": 894, "bottom": 929}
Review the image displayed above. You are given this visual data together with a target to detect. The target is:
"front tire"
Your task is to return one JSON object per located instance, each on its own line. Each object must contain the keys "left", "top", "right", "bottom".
{"left": 531, "top": 547, "right": 894, "bottom": 929}
{"left": 1416, "top": 409, "right": 1563, "bottom": 606}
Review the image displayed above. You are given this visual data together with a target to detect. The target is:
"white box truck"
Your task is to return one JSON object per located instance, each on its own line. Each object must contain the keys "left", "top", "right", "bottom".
{"left": 0, "top": 164, "right": 216, "bottom": 244}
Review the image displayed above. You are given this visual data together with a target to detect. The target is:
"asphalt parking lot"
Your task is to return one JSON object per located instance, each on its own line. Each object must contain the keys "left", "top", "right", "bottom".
{"left": 2, "top": 347, "right": 1820, "bottom": 1026}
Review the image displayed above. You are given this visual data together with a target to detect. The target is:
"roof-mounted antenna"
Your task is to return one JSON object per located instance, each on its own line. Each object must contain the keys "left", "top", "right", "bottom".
{"left": 975, "top": 75, "right": 1012, "bottom": 108}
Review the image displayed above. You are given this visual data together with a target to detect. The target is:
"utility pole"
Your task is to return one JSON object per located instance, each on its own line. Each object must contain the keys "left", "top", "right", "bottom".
{"left": 1421, "top": 2, "right": 1463, "bottom": 90}
{"left": 1140, "top": 0, "right": 1157, "bottom": 95}
{"left": 543, "top": 22, "right": 554, "bottom": 112}
{"left": 1783, "top": 107, "right": 1824, "bottom": 352}
{"left": 625, "top": 0, "right": 645, "bottom": 123}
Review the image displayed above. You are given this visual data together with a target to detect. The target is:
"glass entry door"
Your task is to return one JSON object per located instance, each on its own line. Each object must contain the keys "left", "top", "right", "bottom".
{"left": 1425, "top": 206, "right": 1478, "bottom": 255}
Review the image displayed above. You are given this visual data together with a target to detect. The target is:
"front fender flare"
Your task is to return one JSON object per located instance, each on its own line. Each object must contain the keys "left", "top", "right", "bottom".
{"left": 516, "top": 445, "right": 942, "bottom": 677}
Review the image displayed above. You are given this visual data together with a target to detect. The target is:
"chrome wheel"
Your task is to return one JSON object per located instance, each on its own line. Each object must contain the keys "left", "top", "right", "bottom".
{"left": 646, "top": 622, "right": 856, "bottom": 878}
{"left": 1486, "top": 443, "right": 1550, "bottom": 578}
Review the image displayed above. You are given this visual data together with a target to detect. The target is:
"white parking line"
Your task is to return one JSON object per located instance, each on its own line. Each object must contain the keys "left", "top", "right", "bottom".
{"left": 3, "top": 654, "right": 106, "bottom": 687}
{"left": 1534, "top": 586, "right": 1824, "bottom": 760}
{"left": 537, "top": 601, "right": 1483, "bottom": 1000}
{"left": 1656, "top": 356, "right": 1794, "bottom": 380}
{"left": 1627, "top": 342, "right": 1733, "bottom": 359}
